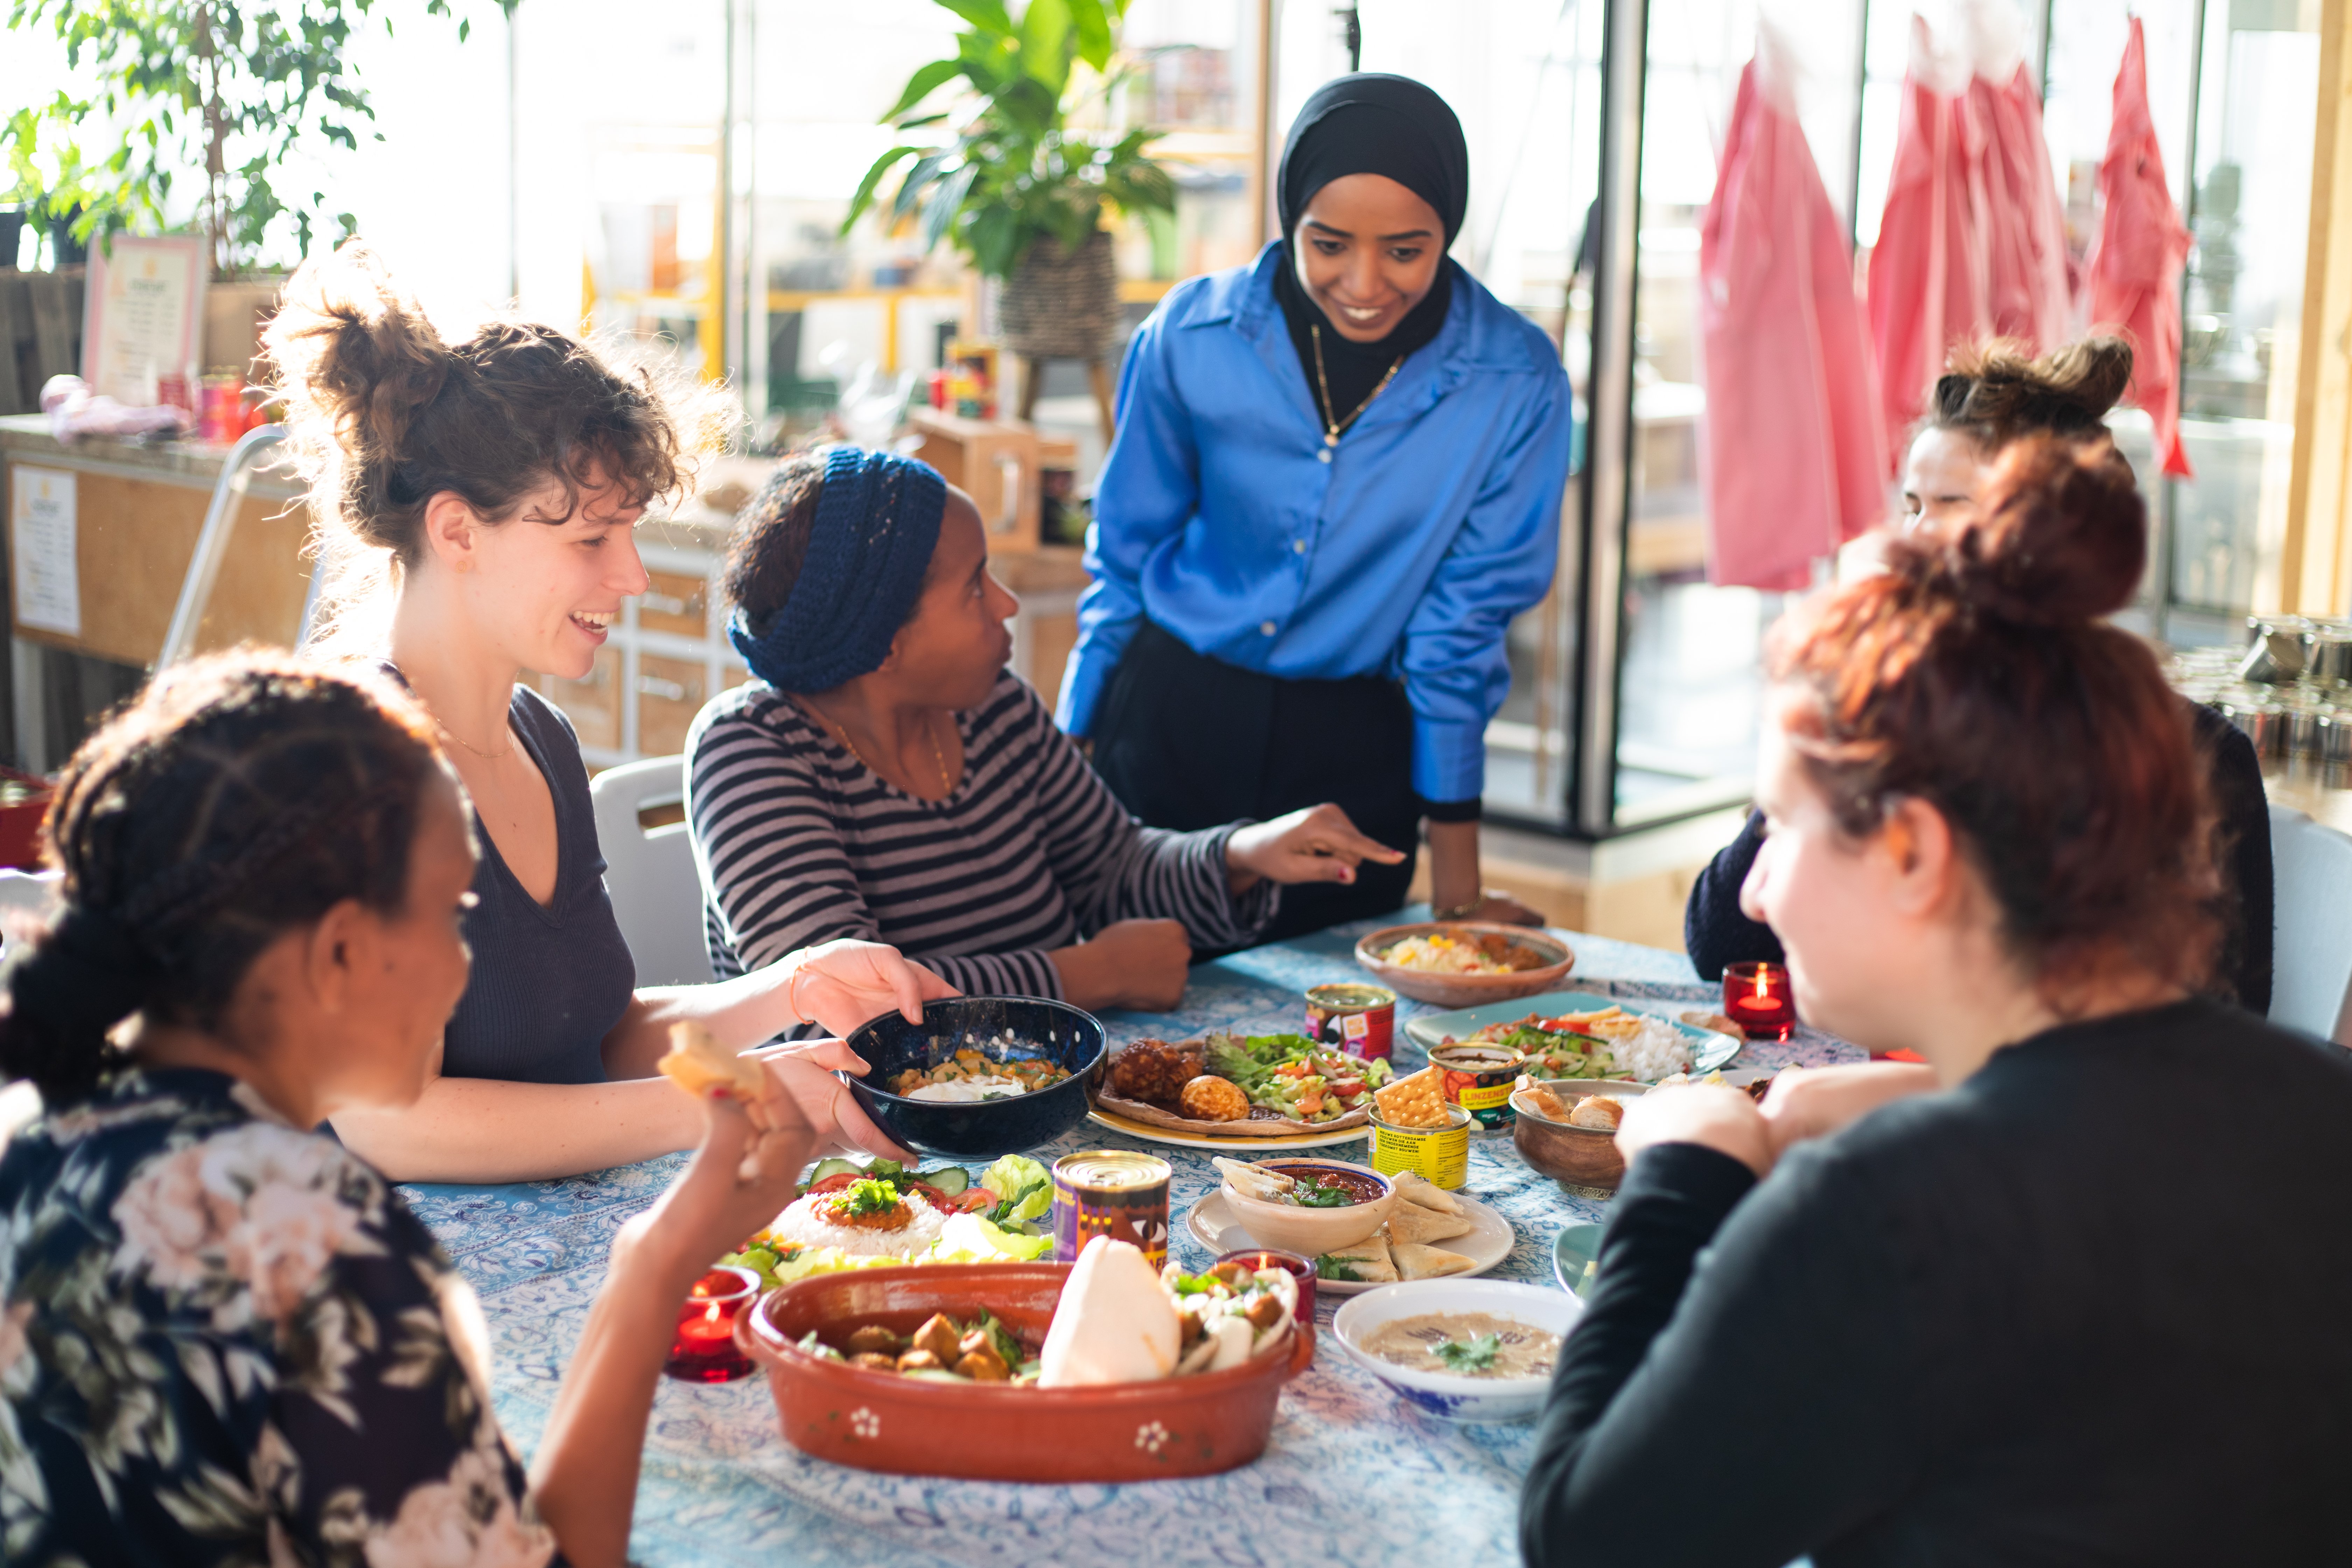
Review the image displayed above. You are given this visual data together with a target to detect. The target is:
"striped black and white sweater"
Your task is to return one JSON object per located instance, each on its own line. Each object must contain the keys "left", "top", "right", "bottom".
{"left": 685, "top": 670, "right": 1278, "bottom": 997}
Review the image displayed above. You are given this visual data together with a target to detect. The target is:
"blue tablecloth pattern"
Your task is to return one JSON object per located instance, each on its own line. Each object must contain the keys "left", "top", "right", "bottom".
{"left": 403, "top": 918, "right": 1862, "bottom": 1567}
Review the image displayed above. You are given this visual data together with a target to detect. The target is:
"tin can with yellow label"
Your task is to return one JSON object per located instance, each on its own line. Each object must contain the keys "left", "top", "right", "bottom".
{"left": 1369, "top": 1104, "right": 1472, "bottom": 1190}
{"left": 1431, "top": 1044, "right": 1527, "bottom": 1132}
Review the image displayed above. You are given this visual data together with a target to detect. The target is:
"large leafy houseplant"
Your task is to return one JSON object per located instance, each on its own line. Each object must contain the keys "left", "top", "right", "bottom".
{"left": 844, "top": 0, "right": 1175, "bottom": 358}
{"left": 5, "top": 0, "right": 510, "bottom": 277}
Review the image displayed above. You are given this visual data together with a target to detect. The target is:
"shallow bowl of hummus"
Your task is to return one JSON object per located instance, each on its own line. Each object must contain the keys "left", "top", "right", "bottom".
{"left": 1331, "top": 1278, "right": 1584, "bottom": 1422}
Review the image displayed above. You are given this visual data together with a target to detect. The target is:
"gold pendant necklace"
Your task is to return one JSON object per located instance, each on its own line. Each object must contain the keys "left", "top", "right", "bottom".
{"left": 822, "top": 710, "right": 952, "bottom": 796}
{"left": 1310, "top": 323, "right": 1405, "bottom": 449}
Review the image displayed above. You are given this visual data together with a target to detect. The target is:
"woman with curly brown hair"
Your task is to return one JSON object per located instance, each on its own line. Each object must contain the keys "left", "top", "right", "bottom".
{"left": 1521, "top": 439, "right": 2352, "bottom": 1565}
{"left": 1684, "top": 336, "right": 2272, "bottom": 1015}
{"left": 260, "top": 243, "right": 947, "bottom": 1183}
{"left": 0, "top": 653, "right": 827, "bottom": 1566}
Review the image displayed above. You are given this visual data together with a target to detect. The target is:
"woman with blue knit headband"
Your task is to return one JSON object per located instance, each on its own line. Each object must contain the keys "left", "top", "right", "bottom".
{"left": 1058, "top": 73, "right": 1573, "bottom": 937}
{"left": 686, "top": 446, "right": 1403, "bottom": 1013}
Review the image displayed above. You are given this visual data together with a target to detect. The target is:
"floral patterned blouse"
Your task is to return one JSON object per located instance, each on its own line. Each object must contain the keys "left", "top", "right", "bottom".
{"left": 0, "top": 1066, "right": 564, "bottom": 1567}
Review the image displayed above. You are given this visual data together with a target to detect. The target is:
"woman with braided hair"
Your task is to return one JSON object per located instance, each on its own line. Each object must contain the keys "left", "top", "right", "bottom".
{"left": 0, "top": 652, "right": 833, "bottom": 1566}
{"left": 261, "top": 241, "right": 949, "bottom": 1182}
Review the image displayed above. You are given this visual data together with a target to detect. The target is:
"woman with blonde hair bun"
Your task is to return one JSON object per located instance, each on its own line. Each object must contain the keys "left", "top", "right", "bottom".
{"left": 262, "top": 241, "right": 948, "bottom": 1183}
{"left": 1684, "top": 335, "right": 2272, "bottom": 1015}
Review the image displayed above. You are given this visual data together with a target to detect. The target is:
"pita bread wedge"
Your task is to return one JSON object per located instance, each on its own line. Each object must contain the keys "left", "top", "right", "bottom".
{"left": 1391, "top": 1242, "right": 1477, "bottom": 1281}
{"left": 1317, "top": 1237, "right": 1398, "bottom": 1283}
{"left": 1389, "top": 1171, "right": 1463, "bottom": 1216}
{"left": 1385, "top": 1201, "right": 1475, "bottom": 1246}
{"left": 656, "top": 1022, "right": 764, "bottom": 1100}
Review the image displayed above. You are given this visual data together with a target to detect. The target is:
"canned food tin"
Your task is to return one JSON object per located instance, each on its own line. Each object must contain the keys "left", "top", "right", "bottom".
{"left": 1369, "top": 1104, "right": 1472, "bottom": 1190}
{"left": 1304, "top": 982, "right": 1396, "bottom": 1062}
{"left": 2312, "top": 621, "right": 2352, "bottom": 688}
{"left": 1429, "top": 1044, "right": 1527, "bottom": 1132}
{"left": 1051, "top": 1150, "right": 1171, "bottom": 1267}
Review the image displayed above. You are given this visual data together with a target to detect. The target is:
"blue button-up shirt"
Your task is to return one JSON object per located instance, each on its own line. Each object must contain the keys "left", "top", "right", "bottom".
{"left": 1055, "top": 243, "right": 1572, "bottom": 803}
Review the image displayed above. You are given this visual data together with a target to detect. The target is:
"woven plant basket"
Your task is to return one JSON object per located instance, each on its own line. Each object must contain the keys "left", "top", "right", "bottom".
{"left": 996, "top": 226, "right": 1119, "bottom": 361}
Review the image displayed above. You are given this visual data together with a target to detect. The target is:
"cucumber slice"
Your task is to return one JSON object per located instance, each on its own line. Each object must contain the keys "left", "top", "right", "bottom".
{"left": 808, "top": 1157, "right": 860, "bottom": 1184}
{"left": 920, "top": 1166, "right": 971, "bottom": 1196}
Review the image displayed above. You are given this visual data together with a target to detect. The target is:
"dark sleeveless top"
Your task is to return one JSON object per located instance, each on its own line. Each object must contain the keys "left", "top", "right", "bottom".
{"left": 432, "top": 682, "right": 637, "bottom": 1084}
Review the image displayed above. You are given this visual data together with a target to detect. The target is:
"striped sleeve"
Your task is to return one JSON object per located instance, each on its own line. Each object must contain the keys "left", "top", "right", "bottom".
{"left": 685, "top": 689, "right": 1063, "bottom": 999}
{"left": 1010, "top": 685, "right": 1279, "bottom": 949}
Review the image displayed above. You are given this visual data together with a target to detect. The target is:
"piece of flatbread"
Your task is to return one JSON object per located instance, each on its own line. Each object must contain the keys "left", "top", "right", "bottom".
{"left": 656, "top": 1022, "right": 764, "bottom": 1100}
{"left": 1320, "top": 1237, "right": 1398, "bottom": 1283}
{"left": 1391, "top": 1242, "right": 1477, "bottom": 1281}
{"left": 1385, "top": 1201, "right": 1475, "bottom": 1246}
{"left": 1389, "top": 1171, "right": 1463, "bottom": 1216}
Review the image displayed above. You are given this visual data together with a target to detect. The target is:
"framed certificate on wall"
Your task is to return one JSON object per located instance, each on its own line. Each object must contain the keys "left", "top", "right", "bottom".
{"left": 80, "top": 234, "right": 208, "bottom": 413}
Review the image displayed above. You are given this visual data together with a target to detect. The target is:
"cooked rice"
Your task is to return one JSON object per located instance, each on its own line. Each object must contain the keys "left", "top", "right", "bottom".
{"left": 765, "top": 1188, "right": 948, "bottom": 1259}
{"left": 1379, "top": 934, "right": 1510, "bottom": 975}
{"left": 1607, "top": 1014, "right": 1695, "bottom": 1081}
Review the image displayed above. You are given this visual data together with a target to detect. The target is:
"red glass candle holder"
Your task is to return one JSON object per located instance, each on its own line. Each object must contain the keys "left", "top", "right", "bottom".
{"left": 1723, "top": 961, "right": 1796, "bottom": 1042}
{"left": 1216, "top": 1247, "right": 1316, "bottom": 1323}
{"left": 664, "top": 1266, "right": 759, "bottom": 1383}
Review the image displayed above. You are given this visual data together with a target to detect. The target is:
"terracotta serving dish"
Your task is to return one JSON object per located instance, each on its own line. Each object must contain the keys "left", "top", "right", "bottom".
{"left": 1510, "top": 1081, "right": 1648, "bottom": 1197}
{"left": 1353, "top": 922, "right": 1575, "bottom": 1007}
{"left": 1216, "top": 1158, "right": 1396, "bottom": 1256}
{"left": 739, "top": 1262, "right": 1314, "bottom": 1482}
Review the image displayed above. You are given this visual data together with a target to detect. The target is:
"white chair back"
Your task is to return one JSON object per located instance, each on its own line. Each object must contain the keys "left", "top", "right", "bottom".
{"left": 588, "top": 756, "right": 716, "bottom": 987}
{"left": 2267, "top": 805, "right": 2352, "bottom": 1045}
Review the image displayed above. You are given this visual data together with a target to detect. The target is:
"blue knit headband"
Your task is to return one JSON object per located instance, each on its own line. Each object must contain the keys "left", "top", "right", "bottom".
{"left": 727, "top": 446, "right": 947, "bottom": 692}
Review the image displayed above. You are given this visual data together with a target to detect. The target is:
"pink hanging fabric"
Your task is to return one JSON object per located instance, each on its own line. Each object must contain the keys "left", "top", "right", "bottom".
{"left": 1698, "top": 34, "right": 1888, "bottom": 592}
{"left": 1974, "top": 62, "right": 2073, "bottom": 349}
{"left": 2086, "top": 16, "right": 2195, "bottom": 478}
{"left": 1866, "top": 16, "right": 1987, "bottom": 468}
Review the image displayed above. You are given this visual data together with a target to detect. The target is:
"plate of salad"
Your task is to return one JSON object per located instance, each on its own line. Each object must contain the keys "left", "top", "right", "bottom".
{"left": 1088, "top": 1032, "right": 1392, "bottom": 1149}
{"left": 1404, "top": 990, "right": 1741, "bottom": 1084}
{"left": 720, "top": 1154, "right": 1059, "bottom": 1291}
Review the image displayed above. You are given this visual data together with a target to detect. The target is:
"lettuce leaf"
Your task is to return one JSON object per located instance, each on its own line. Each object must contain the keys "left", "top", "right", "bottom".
{"left": 979, "top": 1154, "right": 1053, "bottom": 1224}
{"left": 927, "top": 1212, "right": 1055, "bottom": 1264}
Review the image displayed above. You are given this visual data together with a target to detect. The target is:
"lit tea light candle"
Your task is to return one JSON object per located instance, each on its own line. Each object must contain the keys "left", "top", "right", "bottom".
{"left": 1722, "top": 961, "right": 1796, "bottom": 1042}
{"left": 1216, "top": 1247, "right": 1316, "bottom": 1324}
{"left": 664, "top": 1266, "right": 760, "bottom": 1384}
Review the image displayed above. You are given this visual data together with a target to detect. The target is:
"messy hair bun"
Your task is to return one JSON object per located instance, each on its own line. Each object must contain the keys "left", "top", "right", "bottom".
{"left": 264, "top": 240, "right": 728, "bottom": 646}
{"left": 1772, "top": 435, "right": 2216, "bottom": 1002}
{"left": 1927, "top": 335, "right": 2134, "bottom": 450}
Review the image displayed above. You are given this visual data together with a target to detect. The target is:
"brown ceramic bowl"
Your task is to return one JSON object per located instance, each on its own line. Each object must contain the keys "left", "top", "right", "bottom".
{"left": 1510, "top": 1080, "right": 1649, "bottom": 1197}
{"left": 1353, "top": 922, "right": 1575, "bottom": 1007}
{"left": 739, "top": 1262, "right": 1314, "bottom": 1481}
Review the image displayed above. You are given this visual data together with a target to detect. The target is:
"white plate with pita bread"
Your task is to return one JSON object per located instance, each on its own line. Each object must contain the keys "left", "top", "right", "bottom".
{"left": 1185, "top": 1179, "right": 1516, "bottom": 1295}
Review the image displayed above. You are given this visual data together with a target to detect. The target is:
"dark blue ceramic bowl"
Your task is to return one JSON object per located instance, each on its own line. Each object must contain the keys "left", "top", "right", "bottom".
{"left": 841, "top": 995, "right": 1106, "bottom": 1158}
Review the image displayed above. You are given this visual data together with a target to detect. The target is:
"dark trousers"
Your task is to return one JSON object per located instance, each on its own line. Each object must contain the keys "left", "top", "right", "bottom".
{"left": 1090, "top": 622, "right": 1419, "bottom": 943}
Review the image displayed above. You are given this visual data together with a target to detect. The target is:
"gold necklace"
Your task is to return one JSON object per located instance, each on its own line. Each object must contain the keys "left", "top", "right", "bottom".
{"left": 1310, "top": 323, "right": 1405, "bottom": 450}
{"left": 821, "top": 709, "right": 952, "bottom": 795}
{"left": 432, "top": 715, "right": 513, "bottom": 762}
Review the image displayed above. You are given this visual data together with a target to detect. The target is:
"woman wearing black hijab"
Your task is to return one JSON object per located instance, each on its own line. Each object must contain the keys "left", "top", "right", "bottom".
{"left": 1057, "top": 74, "right": 1574, "bottom": 940}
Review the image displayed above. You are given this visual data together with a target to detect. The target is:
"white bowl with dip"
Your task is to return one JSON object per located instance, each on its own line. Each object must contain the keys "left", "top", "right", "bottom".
{"left": 1331, "top": 1278, "right": 1583, "bottom": 1422}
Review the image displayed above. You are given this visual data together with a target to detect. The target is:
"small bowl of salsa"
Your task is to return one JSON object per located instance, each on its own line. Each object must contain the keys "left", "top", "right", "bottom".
{"left": 1214, "top": 1158, "right": 1397, "bottom": 1258}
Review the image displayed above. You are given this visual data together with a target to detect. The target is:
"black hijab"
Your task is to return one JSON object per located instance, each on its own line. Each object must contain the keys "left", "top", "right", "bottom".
{"left": 1271, "top": 74, "right": 1470, "bottom": 433}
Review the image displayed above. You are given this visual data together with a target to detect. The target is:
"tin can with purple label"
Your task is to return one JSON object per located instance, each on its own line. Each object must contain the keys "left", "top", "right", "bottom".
{"left": 1304, "top": 982, "right": 1396, "bottom": 1062}
{"left": 1051, "top": 1150, "right": 1171, "bottom": 1267}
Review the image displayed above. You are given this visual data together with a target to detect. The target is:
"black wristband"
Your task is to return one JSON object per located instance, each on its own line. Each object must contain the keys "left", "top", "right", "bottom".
{"left": 1419, "top": 794, "right": 1483, "bottom": 824}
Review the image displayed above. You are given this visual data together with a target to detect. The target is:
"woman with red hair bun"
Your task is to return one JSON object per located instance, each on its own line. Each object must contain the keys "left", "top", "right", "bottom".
{"left": 1521, "top": 438, "right": 2352, "bottom": 1566}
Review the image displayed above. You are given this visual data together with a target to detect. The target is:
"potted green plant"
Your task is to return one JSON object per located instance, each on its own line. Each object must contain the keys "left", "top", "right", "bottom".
{"left": 5, "top": 0, "right": 509, "bottom": 280}
{"left": 844, "top": 0, "right": 1176, "bottom": 363}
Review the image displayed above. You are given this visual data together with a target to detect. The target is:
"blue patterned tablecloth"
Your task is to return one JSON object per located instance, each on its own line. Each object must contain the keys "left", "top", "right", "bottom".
{"left": 405, "top": 917, "right": 1861, "bottom": 1567}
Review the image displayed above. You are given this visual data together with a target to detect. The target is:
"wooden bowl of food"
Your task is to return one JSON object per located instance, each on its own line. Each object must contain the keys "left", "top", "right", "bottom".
{"left": 1214, "top": 1158, "right": 1397, "bottom": 1256}
{"left": 1353, "top": 922, "right": 1575, "bottom": 1007}
{"left": 1510, "top": 1080, "right": 1648, "bottom": 1198}
{"left": 739, "top": 1263, "right": 1313, "bottom": 1481}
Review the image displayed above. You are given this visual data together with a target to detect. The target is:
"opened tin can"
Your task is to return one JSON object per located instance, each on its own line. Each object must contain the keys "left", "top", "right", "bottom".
{"left": 1051, "top": 1150, "right": 1171, "bottom": 1267}
{"left": 1369, "top": 1104, "right": 1472, "bottom": 1190}
{"left": 1430, "top": 1043, "right": 1527, "bottom": 1132}
{"left": 1304, "top": 982, "right": 1396, "bottom": 1062}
